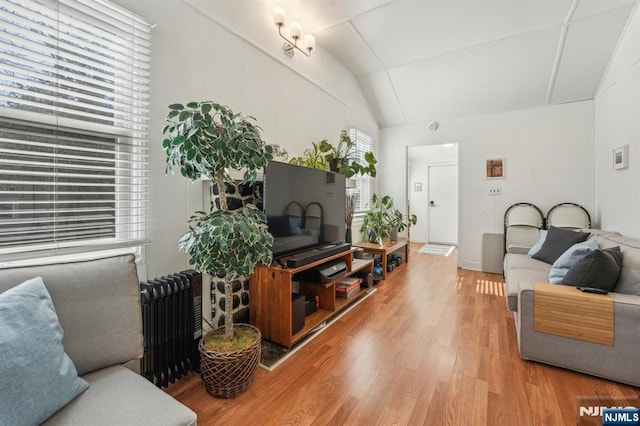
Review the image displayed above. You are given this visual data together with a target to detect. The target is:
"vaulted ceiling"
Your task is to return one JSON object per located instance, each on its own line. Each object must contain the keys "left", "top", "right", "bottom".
{"left": 281, "top": 0, "right": 636, "bottom": 127}
{"left": 186, "top": 0, "right": 637, "bottom": 128}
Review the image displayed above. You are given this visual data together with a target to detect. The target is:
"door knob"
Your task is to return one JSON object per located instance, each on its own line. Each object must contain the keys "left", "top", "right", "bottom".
{"left": 429, "top": 200, "right": 437, "bottom": 207}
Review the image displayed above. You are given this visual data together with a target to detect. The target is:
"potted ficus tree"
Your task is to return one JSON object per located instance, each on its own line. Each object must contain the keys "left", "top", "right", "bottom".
{"left": 162, "top": 101, "right": 274, "bottom": 398}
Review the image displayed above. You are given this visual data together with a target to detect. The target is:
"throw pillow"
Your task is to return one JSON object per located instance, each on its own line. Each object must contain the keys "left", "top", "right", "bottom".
{"left": 548, "top": 239, "right": 599, "bottom": 284}
{"left": 267, "top": 215, "right": 291, "bottom": 237}
{"left": 527, "top": 229, "right": 548, "bottom": 257}
{"left": 531, "top": 226, "right": 590, "bottom": 264}
{"left": 288, "top": 216, "right": 303, "bottom": 235}
{"left": 0, "top": 277, "right": 89, "bottom": 425}
{"left": 561, "top": 246, "right": 623, "bottom": 291}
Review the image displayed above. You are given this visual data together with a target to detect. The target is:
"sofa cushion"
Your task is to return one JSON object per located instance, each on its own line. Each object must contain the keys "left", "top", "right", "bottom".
{"left": 503, "top": 253, "right": 551, "bottom": 311}
{"left": 0, "top": 254, "right": 143, "bottom": 376}
{"left": 0, "top": 277, "right": 89, "bottom": 425}
{"left": 548, "top": 239, "right": 598, "bottom": 284}
{"left": 44, "top": 365, "right": 196, "bottom": 426}
{"left": 589, "top": 232, "right": 640, "bottom": 295}
{"left": 561, "top": 246, "right": 622, "bottom": 291}
{"left": 532, "top": 226, "right": 590, "bottom": 264}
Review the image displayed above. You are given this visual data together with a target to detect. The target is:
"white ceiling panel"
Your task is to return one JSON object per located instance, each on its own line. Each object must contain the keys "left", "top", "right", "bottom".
{"left": 389, "top": 27, "right": 561, "bottom": 123}
{"left": 267, "top": 0, "right": 399, "bottom": 33}
{"left": 314, "top": 22, "right": 385, "bottom": 75}
{"left": 352, "top": 0, "right": 573, "bottom": 68}
{"left": 572, "top": 0, "right": 637, "bottom": 20}
{"left": 551, "top": 6, "right": 634, "bottom": 104}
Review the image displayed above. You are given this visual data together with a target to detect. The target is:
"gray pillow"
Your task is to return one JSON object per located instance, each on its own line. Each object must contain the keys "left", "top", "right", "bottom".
{"left": 548, "top": 239, "right": 598, "bottom": 284}
{"left": 532, "top": 226, "right": 590, "bottom": 264}
{"left": 561, "top": 246, "right": 623, "bottom": 291}
{"left": 0, "top": 277, "right": 89, "bottom": 425}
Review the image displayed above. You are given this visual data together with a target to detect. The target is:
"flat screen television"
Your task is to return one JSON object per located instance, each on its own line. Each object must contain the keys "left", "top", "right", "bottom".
{"left": 263, "top": 161, "right": 346, "bottom": 258}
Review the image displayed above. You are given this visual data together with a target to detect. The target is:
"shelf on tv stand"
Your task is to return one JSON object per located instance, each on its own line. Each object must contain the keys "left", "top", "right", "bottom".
{"left": 249, "top": 248, "right": 373, "bottom": 348}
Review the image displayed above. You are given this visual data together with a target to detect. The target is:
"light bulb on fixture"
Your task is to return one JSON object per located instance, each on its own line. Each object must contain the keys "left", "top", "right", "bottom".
{"left": 273, "top": 7, "right": 315, "bottom": 57}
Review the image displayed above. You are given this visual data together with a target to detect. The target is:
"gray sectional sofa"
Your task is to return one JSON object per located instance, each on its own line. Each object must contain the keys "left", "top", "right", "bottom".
{"left": 504, "top": 229, "right": 640, "bottom": 387}
{"left": 0, "top": 254, "right": 197, "bottom": 425}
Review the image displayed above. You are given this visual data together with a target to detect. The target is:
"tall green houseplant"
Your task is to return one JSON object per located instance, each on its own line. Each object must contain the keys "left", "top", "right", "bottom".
{"left": 161, "top": 101, "right": 274, "bottom": 341}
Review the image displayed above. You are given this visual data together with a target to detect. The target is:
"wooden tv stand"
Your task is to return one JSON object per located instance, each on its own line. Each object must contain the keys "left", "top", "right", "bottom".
{"left": 249, "top": 248, "right": 373, "bottom": 348}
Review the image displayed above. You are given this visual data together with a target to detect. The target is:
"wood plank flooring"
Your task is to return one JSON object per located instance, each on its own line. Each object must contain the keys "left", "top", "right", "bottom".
{"left": 166, "top": 245, "right": 640, "bottom": 425}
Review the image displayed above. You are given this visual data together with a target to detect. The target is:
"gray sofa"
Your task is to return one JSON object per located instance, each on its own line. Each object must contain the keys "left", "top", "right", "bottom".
{"left": 0, "top": 254, "right": 197, "bottom": 425}
{"left": 504, "top": 229, "right": 640, "bottom": 387}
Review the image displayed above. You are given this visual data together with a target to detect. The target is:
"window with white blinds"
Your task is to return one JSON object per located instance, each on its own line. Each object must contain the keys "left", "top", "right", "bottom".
{"left": 0, "top": 0, "right": 152, "bottom": 258}
{"left": 349, "top": 129, "right": 375, "bottom": 214}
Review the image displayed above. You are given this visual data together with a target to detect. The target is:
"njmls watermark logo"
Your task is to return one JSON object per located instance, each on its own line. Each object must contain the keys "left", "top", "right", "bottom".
{"left": 578, "top": 397, "right": 640, "bottom": 426}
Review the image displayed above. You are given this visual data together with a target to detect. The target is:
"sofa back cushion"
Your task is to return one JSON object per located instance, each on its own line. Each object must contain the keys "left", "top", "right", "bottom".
{"left": 0, "top": 254, "right": 143, "bottom": 375}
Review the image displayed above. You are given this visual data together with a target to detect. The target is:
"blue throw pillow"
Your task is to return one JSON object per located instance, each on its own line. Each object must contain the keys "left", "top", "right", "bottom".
{"left": 548, "top": 239, "right": 598, "bottom": 283}
{"left": 527, "top": 230, "right": 547, "bottom": 257}
{"left": 0, "top": 277, "right": 89, "bottom": 425}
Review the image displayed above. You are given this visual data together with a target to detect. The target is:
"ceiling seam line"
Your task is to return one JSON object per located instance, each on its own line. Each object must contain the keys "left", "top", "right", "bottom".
{"left": 594, "top": 1, "right": 640, "bottom": 99}
{"left": 545, "top": 0, "right": 580, "bottom": 105}
{"left": 309, "top": 0, "right": 401, "bottom": 34}
{"left": 348, "top": 20, "right": 403, "bottom": 124}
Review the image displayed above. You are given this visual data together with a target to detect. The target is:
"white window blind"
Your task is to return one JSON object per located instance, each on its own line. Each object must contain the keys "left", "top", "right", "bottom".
{"left": 0, "top": 0, "right": 152, "bottom": 258}
{"left": 349, "top": 128, "right": 374, "bottom": 214}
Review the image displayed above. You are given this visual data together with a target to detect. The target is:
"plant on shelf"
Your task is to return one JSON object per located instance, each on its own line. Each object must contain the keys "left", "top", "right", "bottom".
{"left": 289, "top": 130, "right": 377, "bottom": 178}
{"left": 360, "top": 194, "right": 417, "bottom": 243}
{"left": 162, "top": 101, "right": 274, "bottom": 398}
{"left": 289, "top": 140, "right": 328, "bottom": 170}
{"left": 320, "top": 130, "right": 377, "bottom": 178}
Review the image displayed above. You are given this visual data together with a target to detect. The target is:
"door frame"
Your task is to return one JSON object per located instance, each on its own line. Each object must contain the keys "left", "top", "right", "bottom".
{"left": 405, "top": 145, "right": 461, "bottom": 257}
{"left": 426, "top": 162, "right": 458, "bottom": 245}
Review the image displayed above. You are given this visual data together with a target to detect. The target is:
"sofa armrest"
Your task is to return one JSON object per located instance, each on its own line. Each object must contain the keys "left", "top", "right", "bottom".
{"left": 517, "top": 285, "right": 640, "bottom": 386}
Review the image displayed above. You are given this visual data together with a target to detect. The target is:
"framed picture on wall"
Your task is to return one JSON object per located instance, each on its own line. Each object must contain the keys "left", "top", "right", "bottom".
{"left": 613, "top": 145, "right": 629, "bottom": 170}
{"left": 486, "top": 158, "right": 505, "bottom": 179}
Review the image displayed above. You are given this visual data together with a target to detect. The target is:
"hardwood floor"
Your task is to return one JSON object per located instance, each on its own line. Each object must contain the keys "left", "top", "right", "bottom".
{"left": 166, "top": 244, "right": 640, "bottom": 425}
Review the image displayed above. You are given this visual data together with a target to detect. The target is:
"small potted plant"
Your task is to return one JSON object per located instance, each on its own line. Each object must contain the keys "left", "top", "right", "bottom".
{"left": 162, "top": 101, "right": 274, "bottom": 398}
{"left": 320, "top": 130, "right": 377, "bottom": 178}
{"left": 289, "top": 140, "right": 328, "bottom": 170}
{"left": 360, "top": 194, "right": 417, "bottom": 243}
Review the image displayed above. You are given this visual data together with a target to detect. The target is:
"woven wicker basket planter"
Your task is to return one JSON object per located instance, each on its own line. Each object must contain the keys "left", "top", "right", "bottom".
{"left": 199, "top": 323, "right": 262, "bottom": 398}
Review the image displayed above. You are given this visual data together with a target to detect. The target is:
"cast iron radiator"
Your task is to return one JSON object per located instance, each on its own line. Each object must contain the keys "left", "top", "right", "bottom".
{"left": 139, "top": 270, "right": 202, "bottom": 388}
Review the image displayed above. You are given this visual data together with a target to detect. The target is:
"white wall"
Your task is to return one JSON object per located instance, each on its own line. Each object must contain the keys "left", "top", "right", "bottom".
{"left": 110, "top": 0, "right": 379, "bottom": 280}
{"left": 594, "top": 3, "right": 640, "bottom": 237}
{"left": 379, "top": 101, "right": 595, "bottom": 270}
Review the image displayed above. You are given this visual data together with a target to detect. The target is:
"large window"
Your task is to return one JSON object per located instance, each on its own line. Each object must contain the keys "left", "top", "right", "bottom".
{"left": 349, "top": 128, "right": 375, "bottom": 214}
{"left": 0, "top": 0, "right": 152, "bottom": 259}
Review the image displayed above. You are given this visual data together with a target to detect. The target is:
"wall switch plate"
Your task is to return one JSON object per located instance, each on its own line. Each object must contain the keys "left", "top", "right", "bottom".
{"left": 488, "top": 187, "right": 502, "bottom": 196}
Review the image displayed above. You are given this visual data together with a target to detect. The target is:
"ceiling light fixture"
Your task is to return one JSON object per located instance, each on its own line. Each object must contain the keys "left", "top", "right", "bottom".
{"left": 273, "top": 7, "right": 315, "bottom": 57}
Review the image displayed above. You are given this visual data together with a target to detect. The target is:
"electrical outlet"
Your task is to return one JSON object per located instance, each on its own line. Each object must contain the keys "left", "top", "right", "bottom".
{"left": 488, "top": 187, "right": 502, "bottom": 196}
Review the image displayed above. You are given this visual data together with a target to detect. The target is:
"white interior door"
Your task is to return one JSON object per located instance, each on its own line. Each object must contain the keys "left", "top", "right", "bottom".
{"left": 428, "top": 164, "right": 458, "bottom": 245}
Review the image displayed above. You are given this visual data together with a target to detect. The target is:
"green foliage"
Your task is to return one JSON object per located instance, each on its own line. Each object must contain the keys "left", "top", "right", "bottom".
{"left": 178, "top": 205, "right": 273, "bottom": 279}
{"left": 162, "top": 101, "right": 273, "bottom": 184}
{"left": 289, "top": 141, "right": 328, "bottom": 171}
{"left": 320, "top": 130, "right": 377, "bottom": 178}
{"left": 360, "top": 194, "right": 417, "bottom": 240}
{"left": 289, "top": 130, "right": 377, "bottom": 178}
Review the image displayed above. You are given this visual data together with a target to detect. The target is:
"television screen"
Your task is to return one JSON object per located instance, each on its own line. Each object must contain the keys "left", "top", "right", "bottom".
{"left": 263, "top": 161, "right": 346, "bottom": 258}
